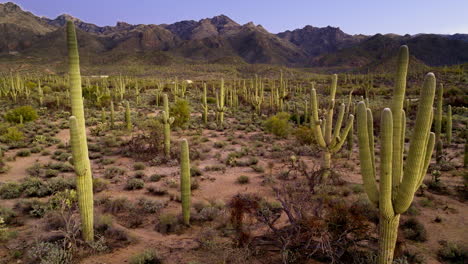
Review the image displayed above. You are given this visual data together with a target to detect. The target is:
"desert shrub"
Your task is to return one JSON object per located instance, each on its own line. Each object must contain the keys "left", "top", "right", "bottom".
{"left": 15, "top": 199, "right": 48, "bottom": 218}
{"left": 27, "top": 242, "right": 73, "bottom": 264}
{"left": 0, "top": 183, "right": 22, "bottom": 199}
{"left": 133, "top": 162, "right": 146, "bottom": 170}
{"left": 93, "top": 178, "right": 109, "bottom": 193}
{"left": 251, "top": 164, "right": 265, "bottom": 173}
{"left": 16, "top": 149, "right": 31, "bottom": 157}
{"left": 125, "top": 178, "right": 145, "bottom": 190}
{"left": 21, "top": 177, "right": 50, "bottom": 197}
{"left": 48, "top": 162, "right": 74, "bottom": 172}
{"left": 294, "top": 126, "right": 315, "bottom": 145}
{"left": 5, "top": 106, "right": 38, "bottom": 123}
{"left": 0, "top": 207, "right": 17, "bottom": 225}
{"left": 134, "top": 171, "right": 146, "bottom": 179}
{"left": 48, "top": 177, "right": 76, "bottom": 193}
{"left": 401, "top": 218, "right": 427, "bottom": 242}
{"left": 170, "top": 99, "right": 191, "bottom": 129}
{"left": 147, "top": 185, "right": 168, "bottom": 196}
{"left": 237, "top": 175, "right": 250, "bottom": 184}
{"left": 125, "top": 119, "right": 164, "bottom": 160}
{"left": 138, "top": 198, "right": 165, "bottom": 214}
{"left": 102, "top": 197, "right": 130, "bottom": 214}
{"left": 129, "top": 249, "right": 163, "bottom": 264}
{"left": 149, "top": 174, "right": 164, "bottom": 182}
{"left": 27, "top": 163, "right": 43, "bottom": 177}
{"left": 438, "top": 241, "right": 467, "bottom": 264}
{"left": 190, "top": 166, "right": 203, "bottom": 177}
{"left": 1, "top": 127, "right": 24, "bottom": 143}
{"left": 44, "top": 169, "right": 59, "bottom": 178}
{"left": 104, "top": 166, "right": 126, "bottom": 179}
{"left": 264, "top": 112, "right": 291, "bottom": 138}
{"left": 156, "top": 213, "right": 179, "bottom": 234}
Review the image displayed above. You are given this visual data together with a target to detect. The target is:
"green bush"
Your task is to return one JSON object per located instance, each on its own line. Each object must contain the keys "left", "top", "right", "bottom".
{"left": 5, "top": 106, "right": 38, "bottom": 124}
{"left": 236, "top": 175, "right": 250, "bottom": 184}
{"left": 0, "top": 127, "right": 24, "bottom": 143}
{"left": 294, "top": 126, "right": 315, "bottom": 145}
{"left": 438, "top": 241, "right": 467, "bottom": 263}
{"left": 0, "top": 183, "right": 22, "bottom": 199}
{"left": 264, "top": 112, "right": 291, "bottom": 138}
{"left": 170, "top": 99, "right": 191, "bottom": 128}
{"left": 129, "top": 249, "right": 162, "bottom": 264}
{"left": 125, "top": 178, "right": 145, "bottom": 190}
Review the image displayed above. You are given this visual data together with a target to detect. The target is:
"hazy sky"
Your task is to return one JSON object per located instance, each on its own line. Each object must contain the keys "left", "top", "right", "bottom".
{"left": 6, "top": 0, "right": 468, "bottom": 35}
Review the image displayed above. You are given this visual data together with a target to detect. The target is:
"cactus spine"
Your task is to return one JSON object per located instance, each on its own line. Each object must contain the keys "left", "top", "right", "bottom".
{"left": 201, "top": 83, "right": 208, "bottom": 124}
{"left": 125, "top": 101, "right": 131, "bottom": 130}
{"left": 162, "top": 94, "right": 174, "bottom": 157}
{"left": 180, "top": 139, "right": 191, "bottom": 225}
{"left": 66, "top": 21, "right": 94, "bottom": 242}
{"left": 310, "top": 74, "right": 354, "bottom": 176}
{"left": 356, "top": 46, "right": 435, "bottom": 264}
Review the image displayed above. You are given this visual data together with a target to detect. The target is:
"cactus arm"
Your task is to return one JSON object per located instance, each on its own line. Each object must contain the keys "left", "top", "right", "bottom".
{"left": 416, "top": 132, "right": 435, "bottom": 191}
{"left": 394, "top": 73, "right": 436, "bottom": 214}
{"left": 310, "top": 89, "right": 326, "bottom": 148}
{"left": 380, "top": 108, "right": 394, "bottom": 219}
{"left": 390, "top": 45, "right": 409, "bottom": 186}
{"left": 331, "top": 103, "right": 345, "bottom": 146}
{"left": 325, "top": 101, "right": 334, "bottom": 145}
{"left": 356, "top": 102, "right": 379, "bottom": 206}
{"left": 447, "top": 105, "right": 452, "bottom": 145}
{"left": 367, "top": 108, "right": 376, "bottom": 177}
{"left": 331, "top": 114, "right": 354, "bottom": 153}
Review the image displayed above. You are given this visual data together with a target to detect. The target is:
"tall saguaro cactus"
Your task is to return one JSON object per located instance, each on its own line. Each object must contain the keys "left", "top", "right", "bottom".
{"left": 356, "top": 46, "right": 436, "bottom": 264}
{"left": 201, "top": 83, "right": 208, "bottom": 124}
{"left": 180, "top": 139, "right": 191, "bottom": 225}
{"left": 446, "top": 105, "right": 452, "bottom": 145}
{"left": 216, "top": 79, "right": 226, "bottom": 127}
{"left": 66, "top": 21, "right": 94, "bottom": 242}
{"left": 310, "top": 74, "right": 354, "bottom": 176}
{"left": 125, "top": 101, "right": 132, "bottom": 130}
{"left": 162, "top": 94, "right": 174, "bottom": 157}
{"left": 110, "top": 101, "right": 115, "bottom": 129}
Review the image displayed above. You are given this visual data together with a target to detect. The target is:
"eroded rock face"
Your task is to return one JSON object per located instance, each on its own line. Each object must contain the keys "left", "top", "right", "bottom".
{"left": 0, "top": 2, "right": 467, "bottom": 67}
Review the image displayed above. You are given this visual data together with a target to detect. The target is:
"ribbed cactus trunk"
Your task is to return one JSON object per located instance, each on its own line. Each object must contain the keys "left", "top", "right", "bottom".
{"left": 66, "top": 21, "right": 94, "bottom": 242}
{"left": 216, "top": 79, "right": 226, "bottom": 127}
{"left": 110, "top": 101, "right": 115, "bottom": 129}
{"left": 125, "top": 101, "right": 132, "bottom": 130}
{"left": 162, "top": 94, "right": 174, "bottom": 157}
{"left": 446, "top": 105, "right": 452, "bottom": 145}
{"left": 435, "top": 83, "right": 443, "bottom": 163}
{"left": 202, "top": 83, "right": 208, "bottom": 124}
{"left": 180, "top": 139, "right": 191, "bottom": 225}
{"left": 356, "top": 46, "right": 436, "bottom": 264}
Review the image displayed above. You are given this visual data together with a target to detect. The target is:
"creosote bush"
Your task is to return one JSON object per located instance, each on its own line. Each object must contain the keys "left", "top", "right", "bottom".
{"left": 5, "top": 106, "right": 38, "bottom": 123}
{"left": 263, "top": 112, "right": 291, "bottom": 138}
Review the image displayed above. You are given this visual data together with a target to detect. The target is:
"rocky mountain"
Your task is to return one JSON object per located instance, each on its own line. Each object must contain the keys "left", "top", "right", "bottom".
{"left": 0, "top": 1, "right": 467, "bottom": 70}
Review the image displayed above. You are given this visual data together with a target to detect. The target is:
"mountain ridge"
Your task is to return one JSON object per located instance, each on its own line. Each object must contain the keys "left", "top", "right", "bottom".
{"left": 1, "top": 1, "right": 467, "bottom": 71}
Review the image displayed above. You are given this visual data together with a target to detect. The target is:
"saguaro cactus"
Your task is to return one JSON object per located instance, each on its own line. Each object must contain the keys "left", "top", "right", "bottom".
{"left": 110, "top": 101, "right": 115, "bottom": 129}
{"left": 125, "top": 101, "right": 132, "bottom": 130}
{"left": 446, "top": 105, "right": 452, "bottom": 145}
{"left": 435, "top": 83, "right": 443, "bottom": 163}
{"left": 66, "top": 21, "right": 94, "bottom": 242}
{"left": 161, "top": 94, "right": 174, "bottom": 157}
{"left": 310, "top": 74, "right": 354, "bottom": 176}
{"left": 216, "top": 79, "right": 226, "bottom": 127}
{"left": 180, "top": 139, "right": 191, "bottom": 225}
{"left": 356, "top": 46, "right": 436, "bottom": 264}
{"left": 201, "top": 83, "right": 208, "bottom": 124}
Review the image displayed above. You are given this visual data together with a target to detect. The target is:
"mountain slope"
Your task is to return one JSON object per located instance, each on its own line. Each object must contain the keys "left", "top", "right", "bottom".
{"left": 0, "top": 1, "right": 467, "bottom": 70}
